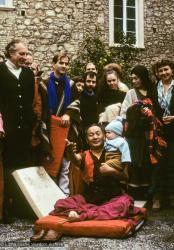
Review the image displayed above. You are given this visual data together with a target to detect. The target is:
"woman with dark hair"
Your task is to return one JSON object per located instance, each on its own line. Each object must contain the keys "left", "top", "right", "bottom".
{"left": 120, "top": 65, "right": 155, "bottom": 200}
{"left": 71, "top": 76, "right": 84, "bottom": 102}
{"left": 151, "top": 59, "right": 174, "bottom": 209}
{"left": 120, "top": 65, "right": 153, "bottom": 118}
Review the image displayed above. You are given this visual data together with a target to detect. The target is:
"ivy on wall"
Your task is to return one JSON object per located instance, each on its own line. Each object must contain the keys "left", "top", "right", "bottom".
{"left": 69, "top": 26, "right": 140, "bottom": 85}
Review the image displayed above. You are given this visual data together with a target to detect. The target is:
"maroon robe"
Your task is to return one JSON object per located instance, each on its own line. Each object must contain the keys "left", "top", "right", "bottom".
{"left": 50, "top": 150, "right": 144, "bottom": 221}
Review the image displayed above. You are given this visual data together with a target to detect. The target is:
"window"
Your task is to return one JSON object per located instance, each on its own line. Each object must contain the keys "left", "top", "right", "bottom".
{"left": 0, "top": 0, "right": 6, "bottom": 5}
{"left": 0, "top": 0, "right": 13, "bottom": 8}
{"left": 109, "top": 0, "right": 144, "bottom": 47}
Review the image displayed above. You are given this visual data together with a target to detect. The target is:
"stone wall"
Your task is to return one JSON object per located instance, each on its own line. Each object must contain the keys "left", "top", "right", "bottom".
{"left": 0, "top": 0, "right": 174, "bottom": 73}
{"left": 141, "top": 0, "right": 174, "bottom": 66}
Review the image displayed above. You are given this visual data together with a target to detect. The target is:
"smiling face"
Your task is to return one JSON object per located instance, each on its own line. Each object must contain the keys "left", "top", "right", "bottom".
{"left": 53, "top": 56, "right": 69, "bottom": 77}
{"left": 130, "top": 73, "right": 142, "bottom": 89}
{"left": 106, "top": 72, "right": 119, "bottom": 90}
{"left": 86, "top": 125, "right": 105, "bottom": 150}
{"left": 157, "top": 65, "right": 173, "bottom": 84}
{"left": 9, "top": 42, "right": 28, "bottom": 68}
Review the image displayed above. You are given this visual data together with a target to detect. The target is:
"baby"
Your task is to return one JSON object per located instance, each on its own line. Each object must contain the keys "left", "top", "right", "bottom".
{"left": 104, "top": 116, "right": 131, "bottom": 180}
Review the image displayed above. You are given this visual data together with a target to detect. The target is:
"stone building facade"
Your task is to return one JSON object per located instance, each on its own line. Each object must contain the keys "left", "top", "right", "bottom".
{"left": 0, "top": 0, "right": 174, "bottom": 73}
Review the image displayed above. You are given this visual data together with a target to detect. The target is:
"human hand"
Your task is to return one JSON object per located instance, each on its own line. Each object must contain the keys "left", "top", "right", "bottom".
{"left": 65, "top": 139, "right": 82, "bottom": 164}
{"left": 162, "top": 116, "right": 174, "bottom": 125}
{"left": 59, "top": 114, "right": 70, "bottom": 127}
{"left": 100, "top": 163, "right": 115, "bottom": 175}
{"left": 65, "top": 139, "right": 78, "bottom": 154}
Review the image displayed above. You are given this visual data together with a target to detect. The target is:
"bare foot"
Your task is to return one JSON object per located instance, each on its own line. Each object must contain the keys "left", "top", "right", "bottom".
{"left": 30, "top": 229, "right": 47, "bottom": 242}
{"left": 41, "top": 229, "right": 62, "bottom": 242}
{"left": 68, "top": 211, "right": 80, "bottom": 222}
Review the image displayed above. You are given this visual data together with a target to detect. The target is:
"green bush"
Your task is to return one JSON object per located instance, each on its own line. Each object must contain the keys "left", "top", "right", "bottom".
{"left": 69, "top": 26, "right": 140, "bottom": 85}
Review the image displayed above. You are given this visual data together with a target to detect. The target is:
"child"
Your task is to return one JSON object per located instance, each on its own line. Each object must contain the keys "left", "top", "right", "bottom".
{"left": 104, "top": 116, "right": 131, "bottom": 181}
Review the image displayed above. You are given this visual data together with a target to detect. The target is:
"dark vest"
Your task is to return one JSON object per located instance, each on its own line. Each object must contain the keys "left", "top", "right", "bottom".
{"left": 0, "top": 63, "right": 35, "bottom": 132}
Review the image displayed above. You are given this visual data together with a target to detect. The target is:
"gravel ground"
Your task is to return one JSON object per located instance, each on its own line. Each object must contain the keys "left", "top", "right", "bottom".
{"left": 0, "top": 209, "right": 173, "bottom": 250}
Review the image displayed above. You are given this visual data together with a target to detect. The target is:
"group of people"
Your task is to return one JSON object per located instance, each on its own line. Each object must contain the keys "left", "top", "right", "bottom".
{"left": 0, "top": 39, "right": 174, "bottom": 232}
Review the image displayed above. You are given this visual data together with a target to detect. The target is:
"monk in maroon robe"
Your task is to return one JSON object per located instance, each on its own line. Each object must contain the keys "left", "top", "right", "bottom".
{"left": 31, "top": 124, "right": 144, "bottom": 241}
{"left": 50, "top": 124, "right": 143, "bottom": 222}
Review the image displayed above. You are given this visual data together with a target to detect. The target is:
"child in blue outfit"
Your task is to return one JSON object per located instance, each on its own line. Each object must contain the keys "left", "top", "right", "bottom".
{"left": 104, "top": 117, "right": 131, "bottom": 180}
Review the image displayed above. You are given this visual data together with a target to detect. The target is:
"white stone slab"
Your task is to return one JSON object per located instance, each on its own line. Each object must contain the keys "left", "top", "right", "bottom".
{"left": 12, "top": 166, "right": 66, "bottom": 218}
{"left": 134, "top": 200, "right": 147, "bottom": 208}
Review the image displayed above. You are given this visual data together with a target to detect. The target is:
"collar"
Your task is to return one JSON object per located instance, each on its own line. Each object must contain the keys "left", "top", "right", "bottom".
{"left": 6, "top": 59, "right": 21, "bottom": 70}
{"left": 158, "top": 79, "right": 174, "bottom": 89}
{"left": 89, "top": 148, "right": 104, "bottom": 159}
{"left": 84, "top": 90, "right": 95, "bottom": 96}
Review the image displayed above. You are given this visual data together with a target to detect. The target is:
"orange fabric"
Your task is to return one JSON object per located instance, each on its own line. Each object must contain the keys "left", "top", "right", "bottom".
{"left": 33, "top": 78, "right": 42, "bottom": 120}
{"left": 62, "top": 220, "right": 132, "bottom": 238}
{"left": 44, "top": 115, "right": 69, "bottom": 177}
{"left": 69, "top": 163, "right": 84, "bottom": 196}
{"left": 82, "top": 150, "right": 94, "bottom": 184}
{"left": 34, "top": 208, "right": 146, "bottom": 238}
{"left": 69, "top": 150, "right": 95, "bottom": 195}
{"left": 31, "top": 78, "right": 42, "bottom": 147}
{"left": 34, "top": 216, "right": 67, "bottom": 232}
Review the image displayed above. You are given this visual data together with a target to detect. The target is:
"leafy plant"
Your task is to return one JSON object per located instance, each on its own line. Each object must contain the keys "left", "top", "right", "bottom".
{"left": 69, "top": 26, "right": 140, "bottom": 85}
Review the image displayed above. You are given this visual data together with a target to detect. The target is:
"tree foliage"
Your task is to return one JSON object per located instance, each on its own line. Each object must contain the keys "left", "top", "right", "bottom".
{"left": 69, "top": 27, "right": 140, "bottom": 84}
